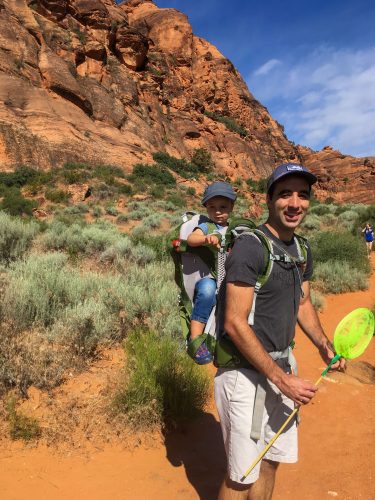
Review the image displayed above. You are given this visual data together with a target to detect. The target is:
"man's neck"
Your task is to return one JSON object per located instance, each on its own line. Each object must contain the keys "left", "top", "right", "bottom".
{"left": 264, "top": 221, "right": 294, "bottom": 242}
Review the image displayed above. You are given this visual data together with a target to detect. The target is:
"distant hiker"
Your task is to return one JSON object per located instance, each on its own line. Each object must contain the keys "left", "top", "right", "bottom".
{"left": 186, "top": 181, "right": 236, "bottom": 364}
{"left": 362, "top": 222, "right": 374, "bottom": 259}
{"left": 215, "top": 164, "right": 345, "bottom": 500}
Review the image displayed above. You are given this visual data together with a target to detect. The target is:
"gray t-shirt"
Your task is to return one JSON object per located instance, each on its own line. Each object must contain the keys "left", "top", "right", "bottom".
{"left": 225, "top": 224, "right": 313, "bottom": 352}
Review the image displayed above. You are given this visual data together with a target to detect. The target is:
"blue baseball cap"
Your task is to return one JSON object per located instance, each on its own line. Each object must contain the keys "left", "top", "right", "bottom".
{"left": 267, "top": 163, "right": 317, "bottom": 193}
{"left": 201, "top": 181, "right": 237, "bottom": 206}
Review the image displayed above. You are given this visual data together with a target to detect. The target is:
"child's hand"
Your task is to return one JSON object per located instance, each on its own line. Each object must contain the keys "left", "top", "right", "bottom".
{"left": 204, "top": 234, "right": 220, "bottom": 248}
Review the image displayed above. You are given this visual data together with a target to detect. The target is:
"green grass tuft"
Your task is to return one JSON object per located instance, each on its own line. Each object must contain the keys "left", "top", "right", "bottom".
{"left": 113, "top": 330, "right": 210, "bottom": 429}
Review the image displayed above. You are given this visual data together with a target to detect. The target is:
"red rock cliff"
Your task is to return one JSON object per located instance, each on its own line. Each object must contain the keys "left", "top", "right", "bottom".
{"left": 0, "top": 0, "right": 373, "bottom": 202}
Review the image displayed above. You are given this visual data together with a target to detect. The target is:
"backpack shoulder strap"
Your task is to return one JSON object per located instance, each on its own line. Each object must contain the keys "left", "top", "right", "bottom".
{"left": 241, "top": 229, "right": 274, "bottom": 325}
{"left": 294, "top": 233, "right": 309, "bottom": 264}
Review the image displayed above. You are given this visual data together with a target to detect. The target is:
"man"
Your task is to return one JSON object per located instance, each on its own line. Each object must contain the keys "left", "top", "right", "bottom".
{"left": 215, "top": 163, "right": 345, "bottom": 500}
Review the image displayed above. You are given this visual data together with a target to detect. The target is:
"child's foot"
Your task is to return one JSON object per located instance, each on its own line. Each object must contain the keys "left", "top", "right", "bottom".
{"left": 193, "top": 341, "right": 213, "bottom": 365}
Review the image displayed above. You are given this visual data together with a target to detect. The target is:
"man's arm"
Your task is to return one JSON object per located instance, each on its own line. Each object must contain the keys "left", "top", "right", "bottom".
{"left": 225, "top": 282, "right": 318, "bottom": 405}
{"left": 297, "top": 281, "right": 345, "bottom": 370}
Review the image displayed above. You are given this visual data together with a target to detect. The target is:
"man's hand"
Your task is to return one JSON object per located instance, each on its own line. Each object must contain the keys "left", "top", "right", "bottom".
{"left": 318, "top": 339, "right": 346, "bottom": 371}
{"left": 278, "top": 373, "right": 317, "bottom": 406}
{"left": 204, "top": 234, "right": 220, "bottom": 248}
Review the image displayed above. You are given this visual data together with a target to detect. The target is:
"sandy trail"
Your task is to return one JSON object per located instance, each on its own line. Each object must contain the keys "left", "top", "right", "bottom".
{"left": 0, "top": 256, "right": 374, "bottom": 500}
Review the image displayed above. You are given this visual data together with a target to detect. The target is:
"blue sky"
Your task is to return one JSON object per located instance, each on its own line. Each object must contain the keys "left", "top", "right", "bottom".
{"left": 154, "top": 0, "right": 375, "bottom": 157}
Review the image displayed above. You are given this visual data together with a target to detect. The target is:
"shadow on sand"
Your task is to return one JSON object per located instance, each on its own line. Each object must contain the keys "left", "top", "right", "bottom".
{"left": 163, "top": 412, "right": 226, "bottom": 499}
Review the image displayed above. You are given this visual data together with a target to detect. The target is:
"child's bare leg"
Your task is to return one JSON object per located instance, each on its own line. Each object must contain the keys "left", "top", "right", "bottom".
{"left": 190, "top": 320, "right": 206, "bottom": 340}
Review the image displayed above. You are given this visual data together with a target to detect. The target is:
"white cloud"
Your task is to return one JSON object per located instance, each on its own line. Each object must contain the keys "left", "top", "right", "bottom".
{"left": 254, "top": 59, "right": 281, "bottom": 76}
{"left": 248, "top": 46, "right": 375, "bottom": 156}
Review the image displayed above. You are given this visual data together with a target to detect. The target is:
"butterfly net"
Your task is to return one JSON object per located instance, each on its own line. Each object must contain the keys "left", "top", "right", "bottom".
{"left": 333, "top": 308, "right": 374, "bottom": 359}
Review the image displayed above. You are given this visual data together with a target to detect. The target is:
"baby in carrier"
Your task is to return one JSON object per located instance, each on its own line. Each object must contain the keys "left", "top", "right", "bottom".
{"left": 187, "top": 182, "right": 236, "bottom": 364}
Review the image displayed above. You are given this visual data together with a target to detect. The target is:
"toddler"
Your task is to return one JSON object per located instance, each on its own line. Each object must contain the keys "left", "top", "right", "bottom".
{"left": 187, "top": 181, "right": 236, "bottom": 364}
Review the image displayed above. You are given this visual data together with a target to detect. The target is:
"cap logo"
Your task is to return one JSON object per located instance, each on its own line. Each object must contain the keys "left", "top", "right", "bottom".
{"left": 286, "top": 165, "right": 303, "bottom": 172}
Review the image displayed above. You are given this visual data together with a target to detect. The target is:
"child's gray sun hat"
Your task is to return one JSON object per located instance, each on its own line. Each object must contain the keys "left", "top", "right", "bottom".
{"left": 201, "top": 182, "right": 237, "bottom": 206}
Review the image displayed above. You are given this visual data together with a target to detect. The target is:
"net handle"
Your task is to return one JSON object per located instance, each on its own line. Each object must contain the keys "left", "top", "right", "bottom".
{"left": 241, "top": 353, "right": 341, "bottom": 480}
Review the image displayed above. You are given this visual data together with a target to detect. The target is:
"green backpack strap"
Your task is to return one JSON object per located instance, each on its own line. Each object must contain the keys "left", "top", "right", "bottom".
{"left": 245, "top": 229, "right": 274, "bottom": 325}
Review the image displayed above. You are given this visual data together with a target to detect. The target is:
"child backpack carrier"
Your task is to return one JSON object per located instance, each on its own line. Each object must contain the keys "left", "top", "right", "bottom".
{"left": 169, "top": 212, "right": 309, "bottom": 369}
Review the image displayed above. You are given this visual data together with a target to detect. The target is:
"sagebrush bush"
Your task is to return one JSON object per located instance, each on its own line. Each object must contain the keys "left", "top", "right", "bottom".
{"left": 2, "top": 253, "right": 179, "bottom": 338}
{"left": 310, "top": 288, "right": 325, "bottom": 311}
{"left": 142, "top": 213, "right": 163, "bottom": 229}
{"left": 0, "top": 212, "right": 39, "bottom": 263}
{"left": 0, "top": 326, "right": 71, "bottom": 394}
{"left": 0, "top": 188, "right": 37, "bottom": 216}
{"left": 313, "top": 260, "right": 368, "bottom": 294}
{"left": 129, "top": 163, "right": 176, "bottom": 187}
{"left": 113, "top": 330, "right": 210, "bottom": 429}
{"left": 42, "top": 220, "right": 123, "bottom": 255}
{"left": 301, "top": 214, "right": 321, "bottom": 231}
{"left": 310, "top": 230, "right": 369, "bottom": 273}
{"left": 309, "top": 204, "right": 335, "bottom": 216}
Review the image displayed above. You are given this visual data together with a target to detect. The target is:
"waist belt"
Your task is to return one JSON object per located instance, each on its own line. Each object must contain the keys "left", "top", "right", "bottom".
{"left": 250, "top": 346, "right": 297, "bottom": 441}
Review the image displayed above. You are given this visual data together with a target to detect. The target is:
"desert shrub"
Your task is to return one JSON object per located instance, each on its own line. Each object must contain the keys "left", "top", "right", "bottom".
{"left": 95, "top": 183, "right": 116, "bottom": 200}
{"left": 190, "top": 148, "right": 214, "bottom": 173}
{"left": 117, "top": 183, "right": 132, "bottom": 195}
{"left": 62, "top": 203, "right": 89, "bottom": 215}
{"left": 301, "top": 214, "right": 321, "bottom": 231}
{"left": 0, "top": 188, "right": 37, "bottom": 216}
{"left": 310, "top": 204, "right": 333, "bottom": 216}
{"left": 0, "top": 212, "right": 39, "bottom": 263}
{"left": 313, "top": 261, "right": 368, "bottom": 294}
{"left": 92, "top": 164, "right": 125, "bottom": 181}
{"left": 186, "top": 187, "right": 196, "bottom": 196}
{"left": 99, "top": 237, "right": 132, "bottom": 264}
{"left": 131, "top": 224, "right": 147, "bottom": 238}
{"left": 129, "top": 243, "right": 156, "bottom": 264}
{"left": 45, "top": 189, "right": 70, "bottom": 203}
{"left": 113, "top": 330, "right": 210, "bottom": 429}
{"left": 0, "top": 166, "right": 40, "bottom": 188}
{"left": 49, "top": 298, "right": 117, "bottom": 357}
{"left": 142, "top": 213, "right": 163, "bottom": 229}
{"left": 204, "top": 111, "right": 248, "bottom": 137}
{"left": 61, "top": 168, "right": 90, "bottom": 184}
{"left": 246, "top": 178, "right": 268, "bottom": 193}
{"left": 310, "top": 289, "right": 325, "bottom": 311}
{"left": 42, "top": 220, "right": 122, "bottom": 255}
{"left": 310, "top": 230, "right": 369, "bottom": 273}
{"left": 125, "top": 209, "right": 146, "bottom": 220}
{"left": 321, "top": 213, "right": 337, "bottom": 226}
{"left": 1, "top": 253, "right": 180, "bottom": 359}
{"left": 355, "top": 204, "right": 375, "bottom": 231}
{"left": 167, "top": 192, "right": 185, "bottom": 208}
{"left": 92, "top": 206, "right": 103, "bottom": 218}
{"left": 337, "top": 210, "right": 358, "bottom": 224}
{"left": 129, "top": 163, "right": 176, "bottom": 186}
{"left": 105, "top": 205, "right": 118, "bottom": 216}
{"left": 153, "top": 200, "right": 177, "bottom": 211}
{"left": 130, "top": 233, "right": 170, "bottom": 261}
{"left": 116, "top": 214, "right": 129, "bottom": 223}
{"left": 149, "top": 184, "right": 166, "bottom": 198}
{"left": 6, "top": 396, "right": 41, "bottom": 441}
{"left": 152, "top": 152, "right": 199, "bottom": 178}
{"left": 0, "top": 327, "right": 70, "bottom": 393}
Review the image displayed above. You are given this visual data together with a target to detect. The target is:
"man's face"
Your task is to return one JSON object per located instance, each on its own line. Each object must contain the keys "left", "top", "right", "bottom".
{"left": 205, "top": 196, "right": 233, "bottom": 225}
{"left": 267, "top": 176, "right": 311, "bottom": 231}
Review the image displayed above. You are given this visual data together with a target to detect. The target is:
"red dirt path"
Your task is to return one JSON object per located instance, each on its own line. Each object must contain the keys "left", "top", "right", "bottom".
{"left": 0, "top": 257, "right": 374, "bottom": 500}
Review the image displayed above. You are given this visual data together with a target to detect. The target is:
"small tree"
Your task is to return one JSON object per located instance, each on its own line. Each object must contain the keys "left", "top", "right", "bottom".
{"left": 190, "top": 148, "right": 214, "bottom": 173}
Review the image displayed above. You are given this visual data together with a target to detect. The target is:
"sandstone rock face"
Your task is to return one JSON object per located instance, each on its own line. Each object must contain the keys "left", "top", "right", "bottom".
{"left": 0, "top": 0, "right": 372, "bottom": 203}
{"left": 298, "top": 146, "right": 375, "bottom": 204}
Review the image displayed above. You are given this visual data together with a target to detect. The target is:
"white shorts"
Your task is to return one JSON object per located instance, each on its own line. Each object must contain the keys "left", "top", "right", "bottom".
{"left": 214, "top": 367, "right": 298, "bottom": 485}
